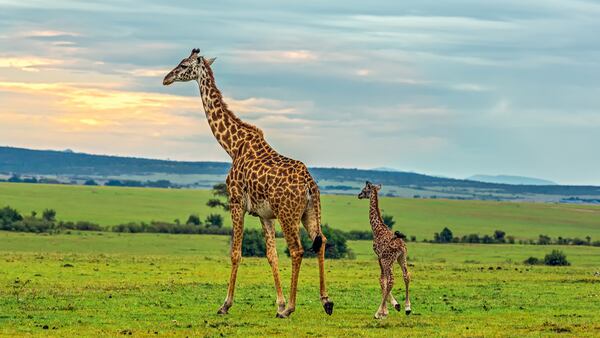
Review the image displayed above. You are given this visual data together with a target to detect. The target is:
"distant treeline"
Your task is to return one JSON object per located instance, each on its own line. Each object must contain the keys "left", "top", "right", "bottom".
{"left": 1, "top": 175, "right": 179, "bottom": 189}
{"left": 427, "top": 226, "right": 600, "bottom": 247}
{"left": 2, "top": 146, "right": 600, "bottom": 196}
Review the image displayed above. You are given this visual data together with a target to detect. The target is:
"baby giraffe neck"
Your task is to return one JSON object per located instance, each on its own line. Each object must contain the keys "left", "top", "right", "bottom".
{"left": 369, "top": 191, "right": 386, "bottom": 233}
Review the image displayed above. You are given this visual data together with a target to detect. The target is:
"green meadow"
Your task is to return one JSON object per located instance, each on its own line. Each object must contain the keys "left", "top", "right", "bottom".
{"left": 1, "top": 182, "right": 600, "bottom": 336}
{"left": 1, "top": 232, "right": 599, "bottom": 336}
{"left": 2, "top": 182, "right": 600, "bottom": 240}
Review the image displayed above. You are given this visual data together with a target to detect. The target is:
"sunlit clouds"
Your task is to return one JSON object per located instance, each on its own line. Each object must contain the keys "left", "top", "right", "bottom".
{"left": 1, "top": 0, "right": 600, "bottom": 183}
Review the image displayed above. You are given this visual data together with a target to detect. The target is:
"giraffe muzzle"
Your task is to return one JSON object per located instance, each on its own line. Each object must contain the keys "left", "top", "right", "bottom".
{"left": 162, "top": 74, "right": 175, "bottom": 86}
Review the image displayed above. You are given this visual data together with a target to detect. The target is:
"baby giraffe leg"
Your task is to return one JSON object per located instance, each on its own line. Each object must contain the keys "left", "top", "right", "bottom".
{"left": 398, "top": 252, "right": 412, "bottom": 315}
{"left": 387, "top": 292, "right": 401, "bottom": 312}
{"left": 375, "top": 259, "right": 394, "bottom": 319}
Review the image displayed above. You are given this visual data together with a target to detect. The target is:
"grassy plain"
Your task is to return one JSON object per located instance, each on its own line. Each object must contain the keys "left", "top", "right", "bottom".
{"left": 1, "top": 232, "right": 600, "bottom": 337}
{"left": 2, "top": 182, "right": 600, "bottom": 240}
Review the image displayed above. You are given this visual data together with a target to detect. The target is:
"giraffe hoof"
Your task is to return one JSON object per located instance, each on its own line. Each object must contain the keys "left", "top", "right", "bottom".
{"left": 374, "top": 313, "right": 387, "bottom": 320}
{"left": 394, "top": 304, "right": 401, "bottom": 312}
{"left": 323, "top": 301, "right": 334, "bottom": 315}
{"left": 217, "top": 306, "right": 229, "bottom": 315}
{"left": 275, "top": 312, "right": 288, "bottom": 319}
{"left": 405, "top": 307, "right": 412, "bottom": 316}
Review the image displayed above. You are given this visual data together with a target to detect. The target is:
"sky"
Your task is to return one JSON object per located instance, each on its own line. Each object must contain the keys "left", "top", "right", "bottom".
{"left": 0, "top": 1, "right": 599, "bottom": 185}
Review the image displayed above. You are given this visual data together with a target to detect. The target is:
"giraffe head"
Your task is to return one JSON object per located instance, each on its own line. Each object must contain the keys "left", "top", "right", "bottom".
{"left": 162, "top": 48, "right": 216, "bottom": 86}
{"left": 358, "top": 181, "right": 382, "bottom": 199}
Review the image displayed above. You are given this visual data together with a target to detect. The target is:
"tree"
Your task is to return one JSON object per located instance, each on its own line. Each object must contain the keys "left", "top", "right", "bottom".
{"left": 438, "top": 227, "right": 453, "bottom": 243}
{"left": 206, "top": 183, "right": 230, "bottom": 211}
{"left": 205, "top": 214, "right": 223, "bottom": 228}
{"left": 84, "top": 179, "right": 98, "bottom": 186}
{"left": 186, "top": 214, "right": 201, "bottom": 226}
{"left": 382, "top": 214, "right": 395, "bottom": 229}
{"left": 42, "top": 209, "right": 56, "bottom": 222}
{"left": 537, "top": 234, "right": 551, "bottom": 245}
{"left": 493, "top": 230, "right": 506, "bottom": 243}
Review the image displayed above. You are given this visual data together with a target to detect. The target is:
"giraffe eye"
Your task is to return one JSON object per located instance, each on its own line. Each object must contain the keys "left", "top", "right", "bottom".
{"left": 181, "top": 64, "right": 189, "bottom": 69}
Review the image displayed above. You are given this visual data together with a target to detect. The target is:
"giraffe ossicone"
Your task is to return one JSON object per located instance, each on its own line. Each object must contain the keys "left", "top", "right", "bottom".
{"left": 163, "top": 48, "right": 333, "bottom": 318}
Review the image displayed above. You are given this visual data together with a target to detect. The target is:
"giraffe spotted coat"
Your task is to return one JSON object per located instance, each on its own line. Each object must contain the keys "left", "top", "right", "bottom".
{"left": 358, "top": 181, "right": 412, "bottom": 319}
{"left": 163, "top": 49, "right": 333, "bottom": 318}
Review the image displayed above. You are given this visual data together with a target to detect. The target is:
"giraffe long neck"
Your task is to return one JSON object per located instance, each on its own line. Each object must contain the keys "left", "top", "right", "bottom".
{"left": 369, "top": 191, "right": 387, "bottom": 234}
{"left": 196, "top": 62, "right": 263, "bottom": 159}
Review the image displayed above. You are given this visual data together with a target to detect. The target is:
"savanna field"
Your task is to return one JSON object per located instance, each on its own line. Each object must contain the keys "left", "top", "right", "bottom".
{"left": 1, "top": 183, "right": 600, "bottom": 336}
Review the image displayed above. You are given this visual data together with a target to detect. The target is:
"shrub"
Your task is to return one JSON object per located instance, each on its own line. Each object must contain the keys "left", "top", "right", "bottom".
{"left": 410, "top": 235, "right": 417, "bottom": 242}
{"left": 544, "top": 250, "right": 570, "bottom": 266}
{"left": 537, "top": 234, "right": 551, "bottom": 245}
{"left": 186, "top": 214, "right": 201, "bottom": 226}
{"left": 344, "top": 230, "right": 373, "bottom": 240}
{"left": 523, "top": 256, "right": 540, "bottom": 265}
{"left": 205, "top": 214, "right": 224, "bottom": 228}
{"left": 0, "top": 206, "right": 23, "bottom": 227}
{"left": 241, "top": 228, "right": 266, "bottom": 257}
{"left": 84, "top": 179, "right": 98, "bottom": 186}
{"left": 285, "top": 224, "right": 353, "bottom": 259}
{"left": 42, "top": 209, "right": 56, "bottom": 222}
{"left": 493, "top": 230, "right": 506, "bottom": 243}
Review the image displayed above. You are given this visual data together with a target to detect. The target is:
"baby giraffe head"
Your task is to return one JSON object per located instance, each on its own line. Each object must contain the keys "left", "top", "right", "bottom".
{"left": 358, "top": 181, "right": 382, "bottom": 199}
{"left": 162, "top": 48, "right": 216, "bottom": 86}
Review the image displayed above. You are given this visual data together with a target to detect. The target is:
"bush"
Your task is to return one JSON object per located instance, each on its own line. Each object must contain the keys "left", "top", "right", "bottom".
{"left": 205, "top": 214, "right": 224, "bottom": 228}
{"left": 0, "top": 206, "right": 23, "bottom": 228}
{"left": 344, "top": 230, "right": 373, "bottom": 240}
{"left": 84, "top": 179, "right": 98, "bottom": 186}
{"left": 186, "top": 214, "right": 201, "bottom": 226}
{"left": 523, "top": 256, "right": 540, "bottom": 265}
{"left": 10, "top": 217, "right": 55, "bottom": 233}
{"left": 544, "top": 250, "right": 570, "bottom": 266}
{"left": 493, "top": 230, "right": 506, "bottom": 243}
{"left": 285, "top": 224, "right": 353, "bottom": 259}
{"left": 241, "top": 228, "right": 266, "bottom": 257}
{"left": 538, "top": 234, "right": 551, "bottom": 245}
{"left": 42, "top": 209, "right": 56, "bottom": 222}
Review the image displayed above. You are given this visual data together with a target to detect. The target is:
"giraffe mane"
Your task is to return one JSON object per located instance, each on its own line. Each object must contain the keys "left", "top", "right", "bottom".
{"left": 203, "top": 59, "right": 265, "bottom": 138}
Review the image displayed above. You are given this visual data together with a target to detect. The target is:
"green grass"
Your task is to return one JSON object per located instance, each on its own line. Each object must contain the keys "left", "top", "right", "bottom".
{"left": 2, "top": 182, "right": 600, "bottom": 240}
{"left": 1, "top": 231, "right": 599, "bottom": 336}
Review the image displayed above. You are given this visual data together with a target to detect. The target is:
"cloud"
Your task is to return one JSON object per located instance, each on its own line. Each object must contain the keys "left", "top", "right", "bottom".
{"left": 0, "top": 56, "right": 64, "bottom": 72}
{"left": 232, "top": 50, "right": 318, "bottom": 63}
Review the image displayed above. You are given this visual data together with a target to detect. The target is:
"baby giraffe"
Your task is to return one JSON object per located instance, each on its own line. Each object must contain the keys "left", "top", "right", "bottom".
{"left": 358, "top": 181, "right": 411, "bottom": 319}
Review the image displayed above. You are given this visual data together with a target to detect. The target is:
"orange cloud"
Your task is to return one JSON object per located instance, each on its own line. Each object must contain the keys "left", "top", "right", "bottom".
{"left": 0, "top": 56, "right": 64, "bottom": 72}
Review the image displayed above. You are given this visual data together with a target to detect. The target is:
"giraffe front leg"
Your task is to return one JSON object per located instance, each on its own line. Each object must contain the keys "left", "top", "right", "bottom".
{"left": 261, "top": 218, "right": 286, "bottom": 315}
{"left": 217, "top": 205, "right": 245, "bottom": 315}
{"left": 398, "top": 252, "right": 412, "bottom": 315}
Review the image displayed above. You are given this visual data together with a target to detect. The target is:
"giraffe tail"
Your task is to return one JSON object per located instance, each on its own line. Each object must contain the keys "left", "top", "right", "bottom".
{"left": 312, "top": 235, "right": 323, "bottom": 253}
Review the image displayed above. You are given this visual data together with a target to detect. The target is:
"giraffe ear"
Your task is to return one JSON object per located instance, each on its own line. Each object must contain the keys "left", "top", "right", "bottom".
{"left": 206, "top": 57, "right": 217, "bottom": 66}
{"left": 375, "top": 184, "right": 382, "bottom": 190}
{"left": 366, "top": 180, "right": 371, "bottom": 186}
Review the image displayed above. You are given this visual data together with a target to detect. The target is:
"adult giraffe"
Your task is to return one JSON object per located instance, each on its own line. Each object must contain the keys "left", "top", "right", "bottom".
{"left": 163, "top": 48, "right": 333, "bottom": 318}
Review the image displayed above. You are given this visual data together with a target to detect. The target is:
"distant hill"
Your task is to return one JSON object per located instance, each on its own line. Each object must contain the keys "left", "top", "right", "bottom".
{"left": 1, "top": 146, "right": 599, "bottom": 201}
{"left": 468, "top": 175, "right": 557, "bottom": 186}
